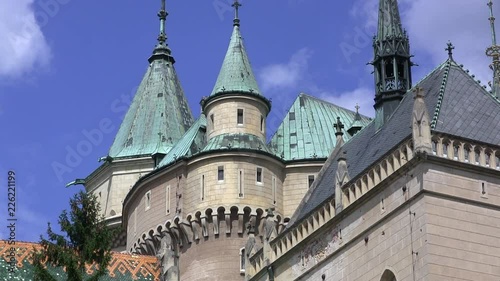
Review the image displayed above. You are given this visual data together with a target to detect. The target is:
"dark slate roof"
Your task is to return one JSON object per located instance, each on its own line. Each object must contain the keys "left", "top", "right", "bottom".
{"left": 157, "top": 115, "right": 207, "bottom": 168}
{"left": 289, "top": 58, "right": 500, "bottom": 226}
{"left": 268, "top": 93, "right": 371, "bottom": 161}
{"left": 0, "top": 241, "right": 159, "bottom": 281}
{"left": 108, "top": 51, "right": 194, "bottom": 159}
{"left": 210, "top": 24, "right": 262, "bottom": 97}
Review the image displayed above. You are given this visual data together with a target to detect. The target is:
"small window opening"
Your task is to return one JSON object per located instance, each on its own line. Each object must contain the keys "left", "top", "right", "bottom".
{"left": 256, "top": 167, "right": 263, "bottom": 183}
{"left": 145, "top": 191, "right": 151, "bottom": 211}
{"left": 272, "top": 176, "right": 277, "bottom": 205}
{"left": 261, "top": 115, "right": 264, "bottom": 132}
{"left": 210, "top": 114, "right": 214, "bottom": 129}
{"left": 218, "top": 166, "right": 224, "bottom": 181}
{"left": 238, "top": 170, "right": 244, "bottom": 198}
{"left": 237, "top": 109, "right": 244, "bottom": 125}
{"left": 166, "top": 186, "right": 171, "bottom": 214}
{"left": 239, "top": 247, "right": 246, "bottom": 273}
{"left": 308, "top": 175, "right": 315, "bottom": 188}
{"left": 201, "top": 175, "right": 205, "bottom": 201}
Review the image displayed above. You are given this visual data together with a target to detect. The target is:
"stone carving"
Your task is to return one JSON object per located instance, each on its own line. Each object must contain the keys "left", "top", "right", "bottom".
{"left": 412, "top": 87, "right": 432, "bottom": 154}
{"left": 156, "top": 233, "right": 179, "bottom": 281}
{"left": 294, "top": 226, "right": 340, "bottom": 272}
{"left": 335, "top": 151, "right": 349, "bottom": 212}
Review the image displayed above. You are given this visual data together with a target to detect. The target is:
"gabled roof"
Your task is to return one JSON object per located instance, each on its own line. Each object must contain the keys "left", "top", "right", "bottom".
{"left": 210, "top": 24, "right": 262, "bottom": 98}
{"left": 157, "top": 115, "right": 207, "bottom": 168}
{"left": 108, "top": 54, "right": 194, "bottom": 159}
{"left": 268, "top": 93, "right": 371, "bottom": 161}
{"left": 290, "top": 57, "right": 500, "bottom": 226}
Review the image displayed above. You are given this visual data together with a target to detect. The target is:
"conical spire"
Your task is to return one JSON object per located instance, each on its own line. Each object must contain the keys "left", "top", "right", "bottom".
{"left": 486, "top": 0, "right": 500, "bottom": 98}
{"left": 372, "top": 0, "right": 412, "bottom": 129}
{"left": 210, "top": 0, "right": 262, "bottom": 98}
{"left": 108, "top": 1, "right": 194, "bottom": 159}
{"left": 149, "top": 0, "right": 174, "bottom": 63}
{"left": 377, "top": 0, "right": 405, "bottom": 40}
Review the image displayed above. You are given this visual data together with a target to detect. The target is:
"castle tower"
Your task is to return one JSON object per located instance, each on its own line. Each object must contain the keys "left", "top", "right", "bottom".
{"left": 70, "top": 0, "right": 194, "bottom": 251}
{"left": 372, "top": 0, "right": 413, "bottom": 128}
{"left": 120, "top": 2, "right": 284, "bottom": 280}
{"left": 201, "top": 0, "right": 271, "bottom": 142}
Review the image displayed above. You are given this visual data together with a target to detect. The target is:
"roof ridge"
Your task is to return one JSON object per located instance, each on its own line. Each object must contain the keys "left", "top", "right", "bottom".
{"left": 299, "top": 92, "right": 371, "bottom": 118}
{"left": 430, "top": 59, "right": 453, "bottom": 129}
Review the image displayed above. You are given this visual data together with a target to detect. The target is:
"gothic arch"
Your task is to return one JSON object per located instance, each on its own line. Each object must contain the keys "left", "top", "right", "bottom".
{"left": 380, "top": 269, "right": 397, "bottom": 281}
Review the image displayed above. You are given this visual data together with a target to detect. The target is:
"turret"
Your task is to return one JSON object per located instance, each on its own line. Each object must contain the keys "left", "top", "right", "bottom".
{"left": 372, "top": 0, "right": 413, "bottom": 129}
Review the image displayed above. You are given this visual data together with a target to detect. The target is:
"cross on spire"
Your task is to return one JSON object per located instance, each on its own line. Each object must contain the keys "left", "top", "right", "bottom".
{"left": 232, "top": 0, "right": 242, "bottom": 26}
{"left": 355, "top": 103, "right": 360, "bottom": 114}
{"left": 446, "top": 41, "right": 455, "bottom": 59}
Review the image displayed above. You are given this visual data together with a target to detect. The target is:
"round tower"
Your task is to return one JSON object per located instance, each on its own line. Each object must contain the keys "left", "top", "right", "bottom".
{"left": 122, "top": 2, "right": 284, "bottom": 280}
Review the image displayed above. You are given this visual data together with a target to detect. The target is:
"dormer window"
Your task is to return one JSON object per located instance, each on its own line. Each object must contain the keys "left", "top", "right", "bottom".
{"left": 237, "top": 109, "right": 244, "bottom": 125}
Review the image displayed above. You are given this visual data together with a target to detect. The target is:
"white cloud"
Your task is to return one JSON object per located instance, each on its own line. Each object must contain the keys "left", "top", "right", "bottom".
{"left": 319, "top": 87, "right": 375, "bottom": 118}
{"left": 353, "top": 0, "right": 495, "bottom": 87}
{"left": 0, "top": 0, "right": 51, "bottom": 78}
{"left": 403, "top": 0, "right": 493, "bottom": 86}
{"left": 259, "top": 48, "right": 313, "bottom": 91}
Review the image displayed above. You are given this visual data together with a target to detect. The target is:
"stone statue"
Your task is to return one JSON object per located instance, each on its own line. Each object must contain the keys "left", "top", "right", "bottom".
{"left": 156, "top": 234, "right": 179, "bottom": 281}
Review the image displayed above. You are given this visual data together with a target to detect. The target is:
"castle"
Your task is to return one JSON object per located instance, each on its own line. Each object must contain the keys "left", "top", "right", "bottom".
{"left": 65, "top": 0, "right": 500, "bottom": 280}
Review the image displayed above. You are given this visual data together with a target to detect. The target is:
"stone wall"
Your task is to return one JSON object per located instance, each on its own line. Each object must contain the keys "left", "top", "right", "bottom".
{"left": 204, "top": 96, "right": 269, "bottom": 141}
{"left": 282, "top": 165, "right": 321, "bottom": 218}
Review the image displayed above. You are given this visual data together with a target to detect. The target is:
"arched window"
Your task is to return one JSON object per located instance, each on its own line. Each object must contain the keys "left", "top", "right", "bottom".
{"left": 380, "top": 270, "right": 397, "bottom": 281}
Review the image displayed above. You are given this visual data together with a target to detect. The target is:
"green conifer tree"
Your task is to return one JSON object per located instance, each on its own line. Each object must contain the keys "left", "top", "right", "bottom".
{"left": 33, "top": 191, "right": 116, "bottom": 281}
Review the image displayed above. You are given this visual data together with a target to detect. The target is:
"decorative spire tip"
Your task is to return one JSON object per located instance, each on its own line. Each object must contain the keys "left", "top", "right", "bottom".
{"left": 232, "top": 0, "right": 242, "bottom": 26}
{"left": 157, "top": 0, "right": 168, "bottom": 45}
{"left": 446, "top": 41, "right": 455, "bottom": 59}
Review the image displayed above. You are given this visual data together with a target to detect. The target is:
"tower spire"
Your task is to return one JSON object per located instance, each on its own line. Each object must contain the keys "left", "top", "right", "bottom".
{"left": 232, "top": 0, "right": 242, "bottom": 26}
{"left": 150, "top": 0, "right": 174, "bottom": 63}
{"left": 372, "top": 0, "right": 413, "bottom": 129}
{"left": 486, "top": 0, "right": 500, "bottom": 98}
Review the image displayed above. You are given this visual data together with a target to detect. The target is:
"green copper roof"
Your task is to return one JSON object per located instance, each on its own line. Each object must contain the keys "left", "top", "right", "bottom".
{"left": 269, "top": 93, "right": 371, "bottom": 161}
{"left": 108, "top": 57, "right": 194, "bottom": 159}
{"left": 377, "top": 0, "right": 405, "bottom": 40}
{"left": 210, "top": 24, "right": 262, "bottom": 97}
{"left": 107, "top": 3, "right": 194, "bottom": 159}
{"left": 157, "top": 115, "right": 207, "bottom": 168}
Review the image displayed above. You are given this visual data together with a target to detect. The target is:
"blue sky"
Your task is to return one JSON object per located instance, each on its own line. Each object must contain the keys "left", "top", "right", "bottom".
{"left": 0, "top": 0, "right": 497, "bottom": 242}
